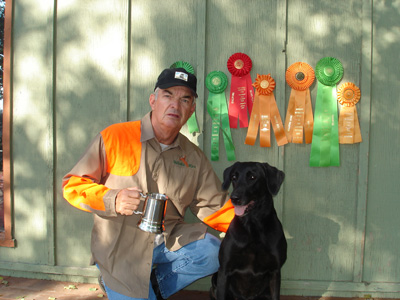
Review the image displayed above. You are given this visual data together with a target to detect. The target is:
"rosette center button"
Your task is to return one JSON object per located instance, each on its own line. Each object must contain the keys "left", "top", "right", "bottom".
{"left": 260, "top": 80, "right": 270, "bottom": 89}
{"left": 324, "top": 66, "right": 334, "bottom": 76}
{"left": 234, "top": 59, "right": 244, "bottom": 70}
{"left": 344, "top": 90, "right": 354, "bottom": 100}
{"left": 212, "top": 77, "right": 221, "bottom": 86}
{"left": 295, "top": 72, "right": 305, "bottom": 81}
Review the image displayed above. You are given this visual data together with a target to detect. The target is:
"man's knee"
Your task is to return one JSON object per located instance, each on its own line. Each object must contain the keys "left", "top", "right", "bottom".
{"left": 200, "top": 234, "right": 221, "bottom": 273}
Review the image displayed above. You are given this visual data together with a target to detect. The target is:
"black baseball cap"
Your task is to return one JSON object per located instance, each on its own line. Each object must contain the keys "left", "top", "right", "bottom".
{"left": 154, "top": 68, "right": 198, "bottom": 97}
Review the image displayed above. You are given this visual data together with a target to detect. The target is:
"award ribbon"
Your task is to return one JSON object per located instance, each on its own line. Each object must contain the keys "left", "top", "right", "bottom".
{"left": 309, "top": 57, "right": 343, "bottom": 167}
{"left": 337, "top": 82, "right": 362, "bottom": 144}
{"left": 170, "top": 61, "right": 199, "bottom": 133}
{"left": 284, "top": 62, "right": 315, "bottom": 144}
{"left": 206, "top": 71, "right": 236, "bottom": 161}
{"left": 245, "top": 74, "right": 288, "bottom": 147}
{"left": 227, "top": 53, "right": 255, "bottom": 128}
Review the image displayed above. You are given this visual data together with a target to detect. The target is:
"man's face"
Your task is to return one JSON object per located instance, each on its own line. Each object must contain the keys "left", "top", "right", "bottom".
{"left": 149, "top": 86, "right": 196, "bottom": 131}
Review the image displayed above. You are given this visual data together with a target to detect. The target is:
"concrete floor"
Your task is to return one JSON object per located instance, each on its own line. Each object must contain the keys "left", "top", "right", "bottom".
{"left": 0, "top": 276, "right": 208, "bottom": 300}
{"left": 0, "top": 276, "right": 398, "bottom": 300}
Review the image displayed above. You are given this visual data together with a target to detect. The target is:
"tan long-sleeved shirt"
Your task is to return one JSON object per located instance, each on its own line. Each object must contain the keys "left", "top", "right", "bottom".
{"left": 62, "top": 112, "right": 229, "bottom": 298}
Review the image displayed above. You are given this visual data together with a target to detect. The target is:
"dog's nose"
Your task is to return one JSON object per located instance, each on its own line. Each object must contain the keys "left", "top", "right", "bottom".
{"left": 230, "top": 195, "right": 239, "bottom": 203}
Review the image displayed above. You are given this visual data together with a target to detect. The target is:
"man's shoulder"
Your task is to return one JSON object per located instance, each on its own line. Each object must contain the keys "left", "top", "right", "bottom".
{"left": 178, "top": 133, "right": 202, "bottom": 151}
{"left": 99, "top": 121, "right": 142, "bottom": 175}
{"left": 102, "top": 120, "right": 140, "bottom": 134}
{"left": 103, "top": 120, "right": 140, "bottom": 132}
{"left": 101, "top": 121, "right": 141, "bottom": 143}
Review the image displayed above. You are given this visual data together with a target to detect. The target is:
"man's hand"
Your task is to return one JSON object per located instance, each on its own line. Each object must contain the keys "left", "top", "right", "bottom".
{"left": 115, "top": 187, "right": 143, "bottom": 215}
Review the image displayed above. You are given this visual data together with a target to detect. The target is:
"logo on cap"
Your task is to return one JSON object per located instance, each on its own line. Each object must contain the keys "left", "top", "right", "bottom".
{"left": 175, "top": 72, "right": 188, "bottom": 82}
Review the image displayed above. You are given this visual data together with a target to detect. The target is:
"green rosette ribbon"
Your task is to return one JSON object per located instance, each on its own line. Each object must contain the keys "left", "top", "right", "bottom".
{"left": 170, "top": 61, "right": 199, "bottom": 133}
{"left": 309, "top": 57, "right": 343, "bottom": 167}
{"left": 206, "top": 71, "right": 236, "bottom": 161}
{"left": 170, "top": 61, "right": 195, "bottom": 74}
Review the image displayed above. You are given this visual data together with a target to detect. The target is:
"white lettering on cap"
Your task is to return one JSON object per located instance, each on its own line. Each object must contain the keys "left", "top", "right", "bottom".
{"left": 175, "top": 71, "right": 188, "bottom": 82}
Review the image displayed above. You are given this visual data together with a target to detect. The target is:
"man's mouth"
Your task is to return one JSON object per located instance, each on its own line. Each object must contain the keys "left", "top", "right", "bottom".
{"left": 166, "top": 110, "right": 181, "bottom": 119}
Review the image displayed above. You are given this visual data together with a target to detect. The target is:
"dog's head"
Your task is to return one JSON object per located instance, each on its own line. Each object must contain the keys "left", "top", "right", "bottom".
{"left": 222, "top": 162, "right": 285, "bottom": 216}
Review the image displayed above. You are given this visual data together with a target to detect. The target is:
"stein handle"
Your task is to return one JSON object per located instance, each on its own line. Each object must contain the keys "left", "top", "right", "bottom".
{"left": 133, "top": 192, "right": 147, "bottom": 215}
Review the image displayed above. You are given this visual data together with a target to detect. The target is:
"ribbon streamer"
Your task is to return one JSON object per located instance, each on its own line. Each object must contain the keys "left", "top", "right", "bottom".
{"left": 206, "top": 71, "right": 236, "bottom": 161}
{"left": 337, "top": 82, "right": 362, "bottom": 144}
{"left": 227, "top": 53, "right": 255, "bottom": 128}
{"left": 245, "top": 74, "right": 288, "bottom": 147}
{"left": 284, "top": 62, "right": 315, "bottom": 144}
{"left": 309, "top": 57, "right": 343, "bottom": 167}
{"left": 170, "top": 61, "right": 199, "bottom": 133}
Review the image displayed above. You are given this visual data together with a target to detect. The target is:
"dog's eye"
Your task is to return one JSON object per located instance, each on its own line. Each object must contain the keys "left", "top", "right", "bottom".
{"left": 231, "top": 174, "right": 237, "bottom": 181}
{"left": 249, "top": 175, "right": 256, "bottom": 180}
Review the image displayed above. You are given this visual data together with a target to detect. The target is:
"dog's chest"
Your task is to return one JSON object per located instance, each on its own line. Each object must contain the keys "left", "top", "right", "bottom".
{"left": 222, "top": 221, "right": 284, "bottom": 270}
{"left": 226, "top": 240, "right": 280, "bottom": 272}
{"left": 221, "top": 243, "right": 279, "bottom": 299}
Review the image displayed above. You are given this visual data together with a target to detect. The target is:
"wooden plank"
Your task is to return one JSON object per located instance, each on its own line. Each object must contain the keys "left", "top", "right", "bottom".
{"left": 129, "top": 0, "right": 199, "bottom": 121}
{"left": 362, "top": 0, "right": 400, "bottom": 283}
{"left": 0, "top": 262, "right": 98, "bottom": 277}
{"left": 0, "top": 264, "right": 99, "bottom": 284}
{"left": 55, "top": 0, "right": 130, "bottom": 267}
{"left": 352, "top": 0, "right": 373, "bottom": 283}
{"left": 274, "top": 0, "right": 288, "bottom": 219}
{"left": 119, "top": 0, "right": 131, "bottom": 122}
{"left": 282, "top": 0, "right": 363, "bottom": 282}
{"left": 0, "top": 0, "right": 56, "bottom": 263}
{"left": 282, "top": 279, "right": 400, "bottom": 296}
{"left": 204, "top": 0, "right": 278, "bottom": 179}
{"left": 194, "top": 0, "right": 207, "bottom": 150}
{"left": 44, "top": 0, "right": 56, "bottom": 267}
{"left": 0, "top": 0, "right": 14, "bottom": 248}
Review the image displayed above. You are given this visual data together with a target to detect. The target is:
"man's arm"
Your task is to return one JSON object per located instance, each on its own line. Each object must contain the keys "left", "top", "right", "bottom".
{"left": 62, "top": 134, "right": 118, "bottom": 216}
{"left": 189, "top": 156, "right": 234, "bottom": 232}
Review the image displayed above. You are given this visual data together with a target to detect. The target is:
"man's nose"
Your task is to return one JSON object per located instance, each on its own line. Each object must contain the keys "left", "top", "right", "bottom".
{"left": 169, "top": 97, "right": 182, "bottom": 107}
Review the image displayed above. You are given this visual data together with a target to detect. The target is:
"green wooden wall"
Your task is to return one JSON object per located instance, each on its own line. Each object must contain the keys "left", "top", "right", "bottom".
{"left": 1, "top": 0, "right": 399, "bottom": 298}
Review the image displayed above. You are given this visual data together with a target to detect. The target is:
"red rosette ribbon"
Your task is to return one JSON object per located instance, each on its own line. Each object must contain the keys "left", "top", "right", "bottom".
{"left": 227, "top": 53, "right": 255, "bottom": 128}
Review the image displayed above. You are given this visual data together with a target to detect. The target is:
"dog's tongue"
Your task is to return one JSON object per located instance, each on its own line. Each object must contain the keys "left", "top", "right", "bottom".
{"left": 234, "top": 205, "right": 248, "bottom": 216}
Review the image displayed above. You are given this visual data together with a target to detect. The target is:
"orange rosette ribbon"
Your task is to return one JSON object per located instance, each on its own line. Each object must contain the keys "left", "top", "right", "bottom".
{"left": 227, "top": 53, "right": 255, "bottom": 128}
{"left": 337, "top": 82, "right": 362, "bottom": 144}
{"left": 245, "top": 74, "right": 288, "bottom": 147}
{"left": 284, "top": 62, "right": 315, "bottom": 144}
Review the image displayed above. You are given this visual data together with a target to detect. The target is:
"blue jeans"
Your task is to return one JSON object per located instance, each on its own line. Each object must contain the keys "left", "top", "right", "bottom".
{"left": 102, "top": 233, "right": 221, "bottom": 300}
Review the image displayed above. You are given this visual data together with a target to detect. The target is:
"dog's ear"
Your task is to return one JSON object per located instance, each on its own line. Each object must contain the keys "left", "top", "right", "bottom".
{"left": 261, "top": 163, "right": 285, "bottom": 196}
{"left": 222, "top": 163, "right": 236, "bottom": 191}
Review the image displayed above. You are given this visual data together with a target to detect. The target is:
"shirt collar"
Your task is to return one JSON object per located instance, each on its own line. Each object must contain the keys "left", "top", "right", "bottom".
{"left": 140, "top": 112, "right": 155, "bottom": 143}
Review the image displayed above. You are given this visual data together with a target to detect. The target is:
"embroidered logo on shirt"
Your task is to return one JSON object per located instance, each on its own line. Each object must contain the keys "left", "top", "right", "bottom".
{"left": 179, "top": 156, "right": 189, "bottom": 167}
{"left": 175, "top": 72, "right": 188, "bottom": 82}
{"left": 174, "top": 156, "right": 196, "bottom": 169}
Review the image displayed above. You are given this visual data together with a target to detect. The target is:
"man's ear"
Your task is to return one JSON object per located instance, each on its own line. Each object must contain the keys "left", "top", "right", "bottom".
{"left": 189, "top": 101, "right": 196, "bottom": 117}
{"left": 149, "top": 93, "right": 156, "bottom": 110}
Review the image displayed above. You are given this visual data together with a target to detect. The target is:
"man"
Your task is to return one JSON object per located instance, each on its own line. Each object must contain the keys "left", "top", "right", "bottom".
{"left": 62, "top": 68, "right": 233, "bottom": 300}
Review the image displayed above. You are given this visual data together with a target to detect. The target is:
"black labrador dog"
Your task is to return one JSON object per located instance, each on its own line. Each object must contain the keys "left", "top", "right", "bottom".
{"left": 210, "top": 162, "right": 287, "bottom": 300}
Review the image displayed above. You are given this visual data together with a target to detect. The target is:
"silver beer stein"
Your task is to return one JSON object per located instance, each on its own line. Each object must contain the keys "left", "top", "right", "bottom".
{"left": 134, "top": 192, "right": 168, "bottom": 234}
